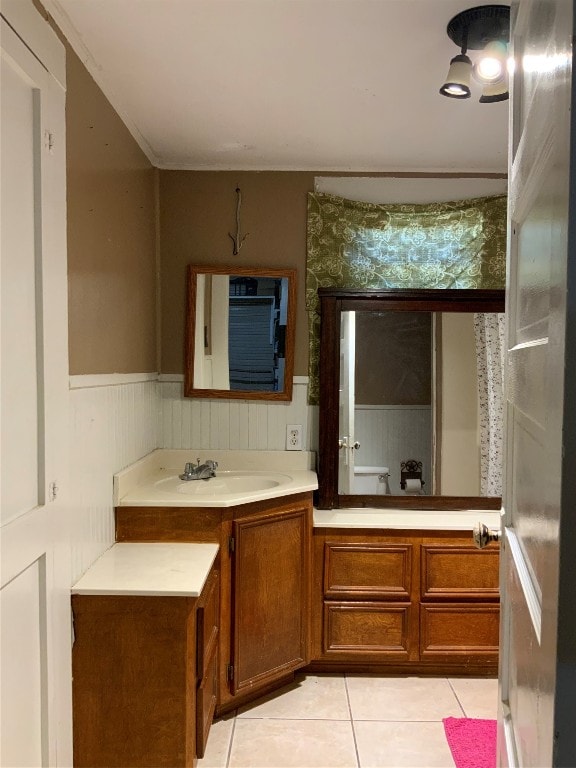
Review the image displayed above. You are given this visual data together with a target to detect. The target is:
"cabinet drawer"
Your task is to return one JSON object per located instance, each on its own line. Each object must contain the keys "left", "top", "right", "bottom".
{"left": 324, "top": 543, "right": 412, "bottom": 600}
{"left": 197, "top": 570, "right": 219, "bottom": 680}
{"left": 323, "top": 601, "right": 415, "bottom": 659}
{"left": 420, "top": 603, "right": 499, "bottom": 659}
{"left": 196, "top": 646, "right": 218, "bottom": 759}
{"left": 421, "top": 546, "right": 499, "bottom": 600}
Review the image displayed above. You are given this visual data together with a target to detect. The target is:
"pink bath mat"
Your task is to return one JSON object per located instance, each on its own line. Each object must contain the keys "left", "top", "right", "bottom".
{"left": 443, "top": 717, "right": 497, "bottom": 768}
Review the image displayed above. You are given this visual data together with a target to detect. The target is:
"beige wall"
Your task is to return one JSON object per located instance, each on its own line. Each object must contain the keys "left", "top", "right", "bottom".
{"left": 159, "top": 171, "right": 315, "bottom": 375}
{"left": 65, "top": 44, "right": 157, "bottom": 374}
{"left": 39, "top": 0, "right": 506, "bottom": 382}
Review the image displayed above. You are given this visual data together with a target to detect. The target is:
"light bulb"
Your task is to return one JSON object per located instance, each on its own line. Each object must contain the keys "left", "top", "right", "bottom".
{"left": 474, "top": 41, "right": 508, "bottom": 84}
{"left": 445, "top": 84, "right": 469, "bottom": 96}
{"left": 476, "top": 56, "right": 504, "bottom": 82}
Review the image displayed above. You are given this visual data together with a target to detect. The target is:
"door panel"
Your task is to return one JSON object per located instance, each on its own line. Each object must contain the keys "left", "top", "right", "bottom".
{"left": 0, "top": 560, "right": 47, "bottom": 767}
{"left": 338, "top": 310, "right": 355, "bottom": 493}
{"left": 1, "top": 48, "right": 40, "bottom": 525}
{"left": 508, "top": 406, "right": 547, "bottom": 589}
{"left": 0, "top": 9, "right": 70, "bottom": 766}
{"left": 501, "top": 0, "right": 574, "bottom": 764}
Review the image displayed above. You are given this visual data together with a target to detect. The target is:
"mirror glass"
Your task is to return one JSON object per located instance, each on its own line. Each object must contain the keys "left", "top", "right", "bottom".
{"left": 318, "top": 288, "right": 505, "bottom": 510}
{"left": 340, "top": 310, "right": 493, "bottom": 497}
{"left": 184, "top": 266, "right": 296, "bottom": 401}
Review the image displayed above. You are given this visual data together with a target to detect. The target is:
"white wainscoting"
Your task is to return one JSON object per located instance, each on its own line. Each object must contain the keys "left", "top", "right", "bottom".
{"left": 354, "top": 405, "right": 432, "bottom": 495}
{"left": 68, "top": 376, "right": 160, "bottom": 582}
{"left": 158, "top": 376, "right": 315, "bottom": 451}
{"left": 68, "top": 374, "right": 315, "bottom": 582}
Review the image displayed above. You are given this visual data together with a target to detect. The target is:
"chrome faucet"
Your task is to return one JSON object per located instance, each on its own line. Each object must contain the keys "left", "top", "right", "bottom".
{"left": 179, "top": 458, "right": 218, "bottom": 481}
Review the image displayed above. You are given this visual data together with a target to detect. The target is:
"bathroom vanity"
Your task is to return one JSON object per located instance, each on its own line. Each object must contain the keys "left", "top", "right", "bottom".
{"left": 113, "top": 449, "right": 318, "bottom": 716}
{"left": 72, "top": 449, "right": 500, "bottom": 766}
{"left": 116, "top": 493, "right": 314, "bottom": 716}
{"left": 71, "top": 543, "right": 219, "bottom": 767}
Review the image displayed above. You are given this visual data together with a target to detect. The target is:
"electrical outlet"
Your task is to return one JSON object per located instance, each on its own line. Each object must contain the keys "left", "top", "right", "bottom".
{"left": 286, "top": 424, "right": 303, "bottom": 451}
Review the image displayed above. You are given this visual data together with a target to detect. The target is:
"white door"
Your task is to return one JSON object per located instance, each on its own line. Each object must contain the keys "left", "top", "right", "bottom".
{"left": 497, "top": 0, "right": 576, "bottom": 764}
{"left": 338, "top": 310, "right": 356, "bottom": 494}
{"left": 0, "top": 5, "right": 70, "bottom": 766}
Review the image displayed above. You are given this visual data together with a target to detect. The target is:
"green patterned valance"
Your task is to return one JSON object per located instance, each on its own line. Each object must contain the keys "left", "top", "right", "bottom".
{"left": 306, "top": 192, "right": 507, "bottom": 404}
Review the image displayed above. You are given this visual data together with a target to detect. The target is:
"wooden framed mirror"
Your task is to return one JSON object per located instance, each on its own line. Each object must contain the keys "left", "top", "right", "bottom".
{"left": 317, "top": 287, "right": 505, "bottom": 510}
{"left": 184, "top": 265, "right": 296, "bottom": 400}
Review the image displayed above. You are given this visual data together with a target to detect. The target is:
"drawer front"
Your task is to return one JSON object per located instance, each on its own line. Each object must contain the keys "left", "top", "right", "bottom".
{"left": 420, "top": 603, "right": 500, "bottom": 659}
{"left": 324, "top": 543, "right": 412, "bottom": 600}
{"left": 421, "top": 546, "right": 499, "bottom": 600}
{"left": 196, "top": 570, "right": 219, "bottom": 680}
{"left": 323, "top": 601, "right": 415, "bottom": 659}
{"left": 196, "top": 646, "right": 218, "bottom": 759}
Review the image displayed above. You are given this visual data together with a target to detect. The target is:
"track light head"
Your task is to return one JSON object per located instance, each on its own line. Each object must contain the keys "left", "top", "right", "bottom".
{"left": 439, "top": 54, "right": 473, "bottom": 99}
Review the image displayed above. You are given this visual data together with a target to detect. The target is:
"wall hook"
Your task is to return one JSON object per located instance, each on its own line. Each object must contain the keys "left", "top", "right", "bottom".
{"left": 228, "top": 186, "right": 249, "bottom": 255}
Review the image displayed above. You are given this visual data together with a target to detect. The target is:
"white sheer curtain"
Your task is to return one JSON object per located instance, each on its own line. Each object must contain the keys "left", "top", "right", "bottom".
{"left": 474, "top": 313, "right": 505, "bottom": 496}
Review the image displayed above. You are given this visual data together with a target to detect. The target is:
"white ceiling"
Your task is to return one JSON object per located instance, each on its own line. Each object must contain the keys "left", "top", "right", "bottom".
{"left": 44, "top": 0, "right": 509, "bottom": 172}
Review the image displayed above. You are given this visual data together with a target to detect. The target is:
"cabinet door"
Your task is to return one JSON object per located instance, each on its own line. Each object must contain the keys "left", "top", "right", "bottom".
{"left": 323, "top": 601, "right": 416, "bottom": 660}
{"left": 231, "top": 503, "right": 310, "bottom": 696}
{"left": 420, "top": 603, "right": 500, "bottom": 661}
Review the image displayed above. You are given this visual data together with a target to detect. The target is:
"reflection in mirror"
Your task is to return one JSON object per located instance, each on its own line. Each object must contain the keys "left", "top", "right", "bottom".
{"left": 341, "top": 311, "right": 488, "bottom": 498}
{"left": 185, "top": 266, "right": 296, "bottom": 401}
{"left": 318, "top": 288, "right": 505, "bottom": 510}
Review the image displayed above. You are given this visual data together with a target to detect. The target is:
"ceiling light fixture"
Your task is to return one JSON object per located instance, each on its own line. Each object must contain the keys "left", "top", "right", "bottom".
{"left": 440, "top": 5, "right": 510, "bottom": 102}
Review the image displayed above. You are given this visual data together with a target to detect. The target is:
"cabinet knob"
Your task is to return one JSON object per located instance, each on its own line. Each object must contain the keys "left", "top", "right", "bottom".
{"left": 473, "top": 522, "right": 501, "bottom": 549}
{"left": 352, "top": 441, "right": 361, "bottom": 450}
{"left": 338, "top": 437, "right": 349, "bottom": 450}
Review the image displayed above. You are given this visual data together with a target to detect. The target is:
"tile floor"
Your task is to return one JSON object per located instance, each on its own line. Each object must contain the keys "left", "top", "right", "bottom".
{"left": 198, "top": 674, "right": 498, "bottom": 768}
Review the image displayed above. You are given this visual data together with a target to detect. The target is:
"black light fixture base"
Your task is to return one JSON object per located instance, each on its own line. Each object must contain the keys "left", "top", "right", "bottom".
{"left": 447, "top": 5, "right": 510, "bottom": 51}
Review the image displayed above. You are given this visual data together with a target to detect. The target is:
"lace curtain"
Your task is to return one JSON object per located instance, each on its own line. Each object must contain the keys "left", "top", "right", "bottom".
{"left": 306, "top": 192, "right": 507, "bottom": 404}
{"left": 474, "top": 313, "right": 506, "bottom": 496}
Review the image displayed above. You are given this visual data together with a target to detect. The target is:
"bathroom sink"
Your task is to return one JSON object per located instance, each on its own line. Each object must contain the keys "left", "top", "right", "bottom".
{"left": 153, "top": 471, "right": 291, "bottom": 497}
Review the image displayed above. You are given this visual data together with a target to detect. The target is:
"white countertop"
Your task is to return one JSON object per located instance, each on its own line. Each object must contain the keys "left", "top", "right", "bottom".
{"left": 313, "top": 508, "right": 502, "bottom": 531}
{"left": 118, "top": 468, "right": 318, "bottom": 507}
{"left": 115, "top": 449, "right": 318, "bottom": 508}
{"left": 71, "top": 543, "right": 219, "bottom": 596}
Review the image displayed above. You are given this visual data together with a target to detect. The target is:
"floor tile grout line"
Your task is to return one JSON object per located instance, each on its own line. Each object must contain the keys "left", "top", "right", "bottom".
{"left": 351, "top": 718, "right": 460, "bottom": 723}
{"left": 236, "top": 716, "right": 354, "bottom": 721}
{"left": 235, "top": 715, "right": 458, "bottom": 722}
{"left": 446, "top": 678, "right": 467, "bottom": 718}
{"left": 225, "top": 709, "right": 238, "bottom": 768}
{"left": 343, "top": 673, "right": 361, "bottom": 768}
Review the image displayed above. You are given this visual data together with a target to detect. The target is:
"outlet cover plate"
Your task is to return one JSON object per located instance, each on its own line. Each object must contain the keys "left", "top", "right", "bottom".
{"left": 286, "top": 424, "right": 303, "bottom": 450}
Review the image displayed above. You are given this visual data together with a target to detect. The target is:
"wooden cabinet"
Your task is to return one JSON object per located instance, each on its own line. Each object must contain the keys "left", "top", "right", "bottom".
{"left": 319, "top": 539, "right": 418, "bottom": 661}
{"left": 72, "top": 566, "right": 219, "bottom": 768}
{"left": 116, "top": 492, "right": 313, "bottom": 714}
{"left": 419, "top": 543, "right": 500, "bottom": 662}
{"left": 311, "top": 529, "right": 499, "bottom": 675}
{"left": 231, "top": 505, "right": 310, "bottom": 696}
